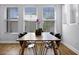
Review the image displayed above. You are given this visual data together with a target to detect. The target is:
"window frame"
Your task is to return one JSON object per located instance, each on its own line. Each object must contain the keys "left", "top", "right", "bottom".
{"left": 6, "top": 7, "right": 19, "bottom": 33}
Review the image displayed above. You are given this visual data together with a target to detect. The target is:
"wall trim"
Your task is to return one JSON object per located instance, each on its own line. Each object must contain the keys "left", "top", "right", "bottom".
{"left": 61, "top": 41, "right": 79, "bottom": 55}
{"left": 0, "top": 41, "right": 19, "bottom": 43}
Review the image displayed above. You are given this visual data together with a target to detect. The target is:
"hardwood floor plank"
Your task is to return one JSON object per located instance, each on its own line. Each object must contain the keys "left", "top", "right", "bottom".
{"left": 0, "top": 43, "right": 77, "bottom": 55}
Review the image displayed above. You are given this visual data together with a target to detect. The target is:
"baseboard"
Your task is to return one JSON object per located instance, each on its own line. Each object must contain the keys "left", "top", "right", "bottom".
{"left": 0, "top": 41, "right": 19, "bottom": 43}
{"left": 61, "top": 41, "right": 79, "bottom": 55}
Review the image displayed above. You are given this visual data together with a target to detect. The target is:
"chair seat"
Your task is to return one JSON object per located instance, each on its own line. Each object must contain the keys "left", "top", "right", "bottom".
{"left": 26, "top": 41, "right": 35, "bottom": 48}
{"left": 28, "top": 44, "right": 35, "bottom": 48}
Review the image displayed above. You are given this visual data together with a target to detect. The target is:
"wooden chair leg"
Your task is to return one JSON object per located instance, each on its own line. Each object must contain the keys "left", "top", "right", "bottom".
{"left": 20, "top": 41, "right": 27, "bottom": 55}
{"left": 56, "top": 40, "right": 61, "bottom": 48}
{"left": 19, "top": 41, "right": 23, "bottom": 47}
{"left": 52, "top": 41, "right": 60, "bottom": 55}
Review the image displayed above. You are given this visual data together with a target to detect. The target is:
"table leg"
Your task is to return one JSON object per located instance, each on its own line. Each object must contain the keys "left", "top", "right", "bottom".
{"left": 34, "top": 41, "right": 44, "bottom": 55}
{"left": 52, "top": 41, "right": 60, "bottom": 55}
{"left": 20, "top": 41, "right": 27, "bottom": 55}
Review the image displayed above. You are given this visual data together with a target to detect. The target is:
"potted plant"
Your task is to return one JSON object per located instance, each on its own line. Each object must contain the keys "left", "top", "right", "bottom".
{"left": 35, "top": 19, "right": 43, "bottom": 36}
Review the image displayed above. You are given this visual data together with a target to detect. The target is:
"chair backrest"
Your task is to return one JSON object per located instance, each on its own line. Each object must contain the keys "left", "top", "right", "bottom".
{"left": 50, "top": 32, "right": 54, "bottom": 35}
{"left": 18, "top": 32, "right": 27, "bottom": 38}
{"left": 55, "top": 33, "right": 61, "bottom": 39}
{"left": 23, "top": 32, "right": 27, "bottom": 35}
{"left": 18, "top": 33, "right": 23, "bottom": 38}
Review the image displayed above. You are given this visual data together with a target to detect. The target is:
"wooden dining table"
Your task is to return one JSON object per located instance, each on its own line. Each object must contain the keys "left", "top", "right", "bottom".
{"left": 17, "top": 32, "right": 61, "bottom": 55}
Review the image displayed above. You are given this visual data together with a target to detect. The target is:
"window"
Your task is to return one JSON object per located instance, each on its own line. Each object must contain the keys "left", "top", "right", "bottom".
{"left": 43, "top": 21, "right": 54, "bottom": 32}
{"left": 24, "top": 7, "right": 37, "bottom": 32}
{"left": 43, "top": 7, "right": 55, "bottom": 32}
{"left": 7, "top": 21, "right": 18, "bottom": 33}
{"left": 7, "top": 7, "right": 18, "bottom": 33}
{"left": 25, "top": 7, "right": 36, "bottom": 15}
{"left": 70, "top": 5, "right": 78, "bottom": 24}
{"left": 62, "top": 5, "right": 67, "bottom": 24}
{"left": 43, "top": 7, "right": 55, "bottom": 20}
{"left": 24, "top": 7, "right": 37, "bottom": 21}
{"left": 25, "top": 21, "right": 36, "bottom": 32}
{"left": 7, "top": 7, "right": 18, "bottom": 19}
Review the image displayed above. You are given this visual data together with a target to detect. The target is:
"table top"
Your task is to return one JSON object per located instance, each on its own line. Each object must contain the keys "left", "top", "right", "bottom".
{"left": 17, "top": 32, "right": 60, "bottom": 41}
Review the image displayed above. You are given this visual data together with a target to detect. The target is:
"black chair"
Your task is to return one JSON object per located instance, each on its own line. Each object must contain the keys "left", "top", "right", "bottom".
{"left": 18, "top": 32, "right": 28, "bottom": 47}
{"left": 18, "top": 32, "right": 27, "bottom": 38}
{"left": 44, "top": 41, "right": 54, "bottom": 55}
{"left": 18, "top": 33, "right": 24, "bottom": 38}
{"left": 55, "top": 33, "right": 61, "bottom": 39}
{"left": 23, "top": 32, "right": 27, "bottom": 35}
{"left": 18, "top": 32, "right": 36, "bottom": 55}
{"left": 44, "top": 32, "right": 54, "bottom": 55}
{"left": 55, "top": 33, "right": 61, "bottom": 47}
{"left": 50, "top": 32, "right": 54, "bottom": 35}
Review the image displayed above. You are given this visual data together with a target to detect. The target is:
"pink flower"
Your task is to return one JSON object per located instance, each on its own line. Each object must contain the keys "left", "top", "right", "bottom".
{"left": 35, "top": 19, "right": 40, "bottom": 24}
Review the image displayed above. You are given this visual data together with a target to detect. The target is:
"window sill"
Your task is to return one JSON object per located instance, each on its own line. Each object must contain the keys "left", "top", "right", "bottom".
{"left": 5, "top": 32, "right": 19, "bottom": 34}
{"left": 43, "top": 19, "right": 55, "bottom": 21}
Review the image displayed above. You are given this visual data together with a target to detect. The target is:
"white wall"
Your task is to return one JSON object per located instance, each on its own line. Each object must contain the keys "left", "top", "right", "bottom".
{"left": 0, "top": 4, "right": 62, "bottom": 43}
{"left": 62, "top": 5, "right": 79, "bottom": 54}
{"left": 55, "top": 5, "right": 62, "bottom": 34}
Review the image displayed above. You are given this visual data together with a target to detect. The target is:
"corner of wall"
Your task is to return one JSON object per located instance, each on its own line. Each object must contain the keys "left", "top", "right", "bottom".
{"left": 61, "top": 41, "right": 79, "bottom": 55}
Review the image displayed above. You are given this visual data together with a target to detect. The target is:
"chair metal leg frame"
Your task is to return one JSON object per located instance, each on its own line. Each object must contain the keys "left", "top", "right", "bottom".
{"left": 27, "top": 41, "right": 36, "bottom": 55}
{"left": 43, "top": 43, "right": 46, "bottom": 55}
{"left": 43, "top": 44, "right": 47, "bottom": 55}
{"left": 32, "top": 45, "right": 37, "bottom": 55}
{"left": 43, "top": 41, "right": 52, "bottom": 55}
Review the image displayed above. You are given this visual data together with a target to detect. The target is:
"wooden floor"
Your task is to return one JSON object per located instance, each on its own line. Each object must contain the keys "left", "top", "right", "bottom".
{"left": 0, "top": 43, "right": 77, "bottom": 55}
